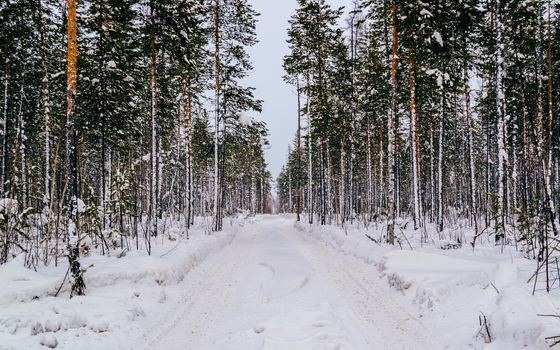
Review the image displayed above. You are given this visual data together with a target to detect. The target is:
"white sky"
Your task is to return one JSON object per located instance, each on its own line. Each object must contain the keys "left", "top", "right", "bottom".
{"left": 244, "top": 0, "right": 351, "bottom": 183}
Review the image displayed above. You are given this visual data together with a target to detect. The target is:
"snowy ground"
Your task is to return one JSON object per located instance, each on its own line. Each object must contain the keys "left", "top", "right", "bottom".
{"left": 137, "top": 215, "right": 444, "bottom": 350}
{"left": 303, "top": 219, "right": 560, "bottom": 350}
{"left": 2, "top": 215, "right": 560, "bottom": 349}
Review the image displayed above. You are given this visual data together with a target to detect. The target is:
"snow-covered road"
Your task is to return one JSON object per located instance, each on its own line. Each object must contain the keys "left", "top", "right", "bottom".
{"left": 136, "top": 216, "right": 447, "bottom": 350}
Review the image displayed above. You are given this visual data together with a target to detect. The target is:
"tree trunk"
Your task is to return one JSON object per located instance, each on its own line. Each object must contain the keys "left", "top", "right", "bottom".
{"left": 296, "top": 78, "right": 302, "bottom": 222}
{"left": 464, "top": 59, "right": 478, "bottom": 234}
{"left": 213, "top": 0, "right": 221, "bottom": 232}
{"left": 366, "top": 113, "right": 373, "bottom": 221}
{"left": 545, "top": 0, "right": 557, "bottom": 234}
{"left": 37, "top": 0, "right": 51, "bottom": 210}
{"left": 495, "top": 0, "right": 507, "bottom": 241}
{"left": 1, "top": 62, "right": 9, "bottom": 199}
{"left": 387, "top": 2, "right": 398, "bottom": 244}
{"left": 182, "top": 77, "right": 193, "bottom": 229}
{"left": 66, "top": 0, "right": 84, "bottom": 297}
{"left": 408, "top": 57, "right": 421, "bottom": 230}
{"left": 437, "top": 90, "right": 445, "bottom": 234}
{"left": 306, "top": 73, "right": 313, "bottom": 224}
{"left": 149, "top": 1, "right": 158, "bottom": 244}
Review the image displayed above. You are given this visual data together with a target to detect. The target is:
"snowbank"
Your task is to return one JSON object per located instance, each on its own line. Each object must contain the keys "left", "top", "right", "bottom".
{"left": 0, "top": 219, "right": 238, "bottom": 350}
{"left": 298, "top": 219, "right": 560, "bottom": 349}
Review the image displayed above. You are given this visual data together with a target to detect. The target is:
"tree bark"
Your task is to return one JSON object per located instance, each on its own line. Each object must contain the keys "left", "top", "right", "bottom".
{"left": 66, "top": 0, "right": 85, "bottom": 297}
{"left": 149, "top": 1, "right": 158, "bottom": 244}
{"left": 408, "top": 57, "right": 421, "bottom": 230}
{"left": 296, "top": 78, "right": 302, "bottom": 222}
{"left": 213, "top": 0, "right": 221, "bottom": 232}
{"left": 387, "top": 2, "right": 398, "bottom": 244}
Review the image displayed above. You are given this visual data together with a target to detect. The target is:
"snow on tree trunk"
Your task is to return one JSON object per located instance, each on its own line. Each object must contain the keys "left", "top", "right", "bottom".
{"left": 1, "top": 63, "right": 8, "bottom": 199}
{"left": 37, "top": 0, "right": 51, "bottom": 210}
{"left": 307, "top": 74, "right": 313, "bottom": 225}
{"left": 213, "top": 0, "right": 221, "bottom": 232}
{"left": 16, "top": 79, "right": 27, "bottom": 207}
{"left": 366, "top": 113, "right": 373, "bottom": 220}
{"left": 66, "top": 0, "right": 85, "bottom": 297}
{"left": 408, "top": 58, "right": 421, "bottom": 230}
{"left": 464, "top": 60, "right": 478, "bottom": 234}
{"left": 437, "top": 91, "right": 445, "bottom": 234}
{"left": 296, "top": 78, "right": 302, "bottom": 222}
{"left": 495, "top": 0, "right": 507, "bottom": 241}
{"left": 182, "top": 77, "right": 193, "bottom": 229}
{"left": 339, "top": 140, "right": 345, "bottom": 224}
{"left": 429, "top": 113, "right": 435, "bottom": 223}
{"left": 149, "top": 1, "right": 158, "bottom": 245}
{"left": 545, "top": 0, "right": 557, "bottom": 232}
{"left": 387, "top": 2, "right": 398, "bottom": 244}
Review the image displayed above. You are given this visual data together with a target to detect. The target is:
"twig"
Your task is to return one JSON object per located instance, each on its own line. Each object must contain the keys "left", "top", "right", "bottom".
{"left": 545, "top": 335, "right": 560, "bottom": 348}
{"left": 490, "top": 281, "right": 500, "bottom": 294}
{"left": 159, "top": 243, "right": 180, "bottom": 258}
{"left": 53, "top": 265, "right": 70, "bottom": 297}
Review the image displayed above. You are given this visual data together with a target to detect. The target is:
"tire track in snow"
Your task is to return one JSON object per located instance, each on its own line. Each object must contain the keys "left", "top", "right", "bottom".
{"left": 288, "top": 225, "right": 450, "bottom": 350}
{"left": 136, "top": 232, "right": 255, "bottom": 350}
{"left": 133, "top": 216, "right": 449, "bottom": 349}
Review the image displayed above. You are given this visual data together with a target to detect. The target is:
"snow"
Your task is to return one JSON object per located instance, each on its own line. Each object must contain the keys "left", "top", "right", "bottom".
{"left": 0, "top": 198, "right": 18, "bottom": 214}
{"left": 238, "top": 113, "right": 254, "bottom": 126}
{"left": 420, "top": 8, "right": 432, "bottom": 17}
{"left": 106, "top": 60, "right": 117, "bottom": 69}
{"left": 76, "top": 197, "right": 86, "bottom": 213}
{"left": 136, "top": 216, "right": 443, "bottom": 350}
{"left": 50, "top": 71, "right": 65, "bottom": 79}
{"left": 0, "top": 218, "right": 238, "bottom": 350}
{"left": 2, "top": 215, "right": 560, "bottom": 349}
{"left": 433, "top": 31, "right": 444, "bottom": 46}
{"left": 301, "top": 219, "right": 560, "bottom": 350}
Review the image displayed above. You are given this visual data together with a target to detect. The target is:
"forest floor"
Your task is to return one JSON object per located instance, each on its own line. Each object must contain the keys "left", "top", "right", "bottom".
{"left": 2, "top": 215, "right": 560, "bottom": 349}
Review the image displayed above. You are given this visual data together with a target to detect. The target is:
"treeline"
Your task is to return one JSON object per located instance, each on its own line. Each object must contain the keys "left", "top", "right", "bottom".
{"left": 278, "top": 0, "right": 559, "bottom": 254}
{"left": 0, "top": 0, "right": 270, "bottom": 291}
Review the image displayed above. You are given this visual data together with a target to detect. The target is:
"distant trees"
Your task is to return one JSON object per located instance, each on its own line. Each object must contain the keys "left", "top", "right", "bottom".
{"left": 0, "top": 0, "right": 270, "bottom": 289}
{"left": 278, "top": 0, "right": 560, "bottom": 255}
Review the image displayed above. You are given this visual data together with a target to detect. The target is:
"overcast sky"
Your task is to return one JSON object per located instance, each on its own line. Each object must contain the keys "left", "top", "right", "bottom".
{"left": 244, "top": 0, "right": 350, "bottom": 184}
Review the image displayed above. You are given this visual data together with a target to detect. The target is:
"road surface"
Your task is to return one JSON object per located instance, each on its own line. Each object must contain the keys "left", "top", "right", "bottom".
{"left": 136, "top": 216, "right": 446, "bottom": 350}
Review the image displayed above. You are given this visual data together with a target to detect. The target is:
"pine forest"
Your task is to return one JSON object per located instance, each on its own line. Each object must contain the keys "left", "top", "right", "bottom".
{"left": 2, "top": 0, "right": 560, "bottom": 349}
